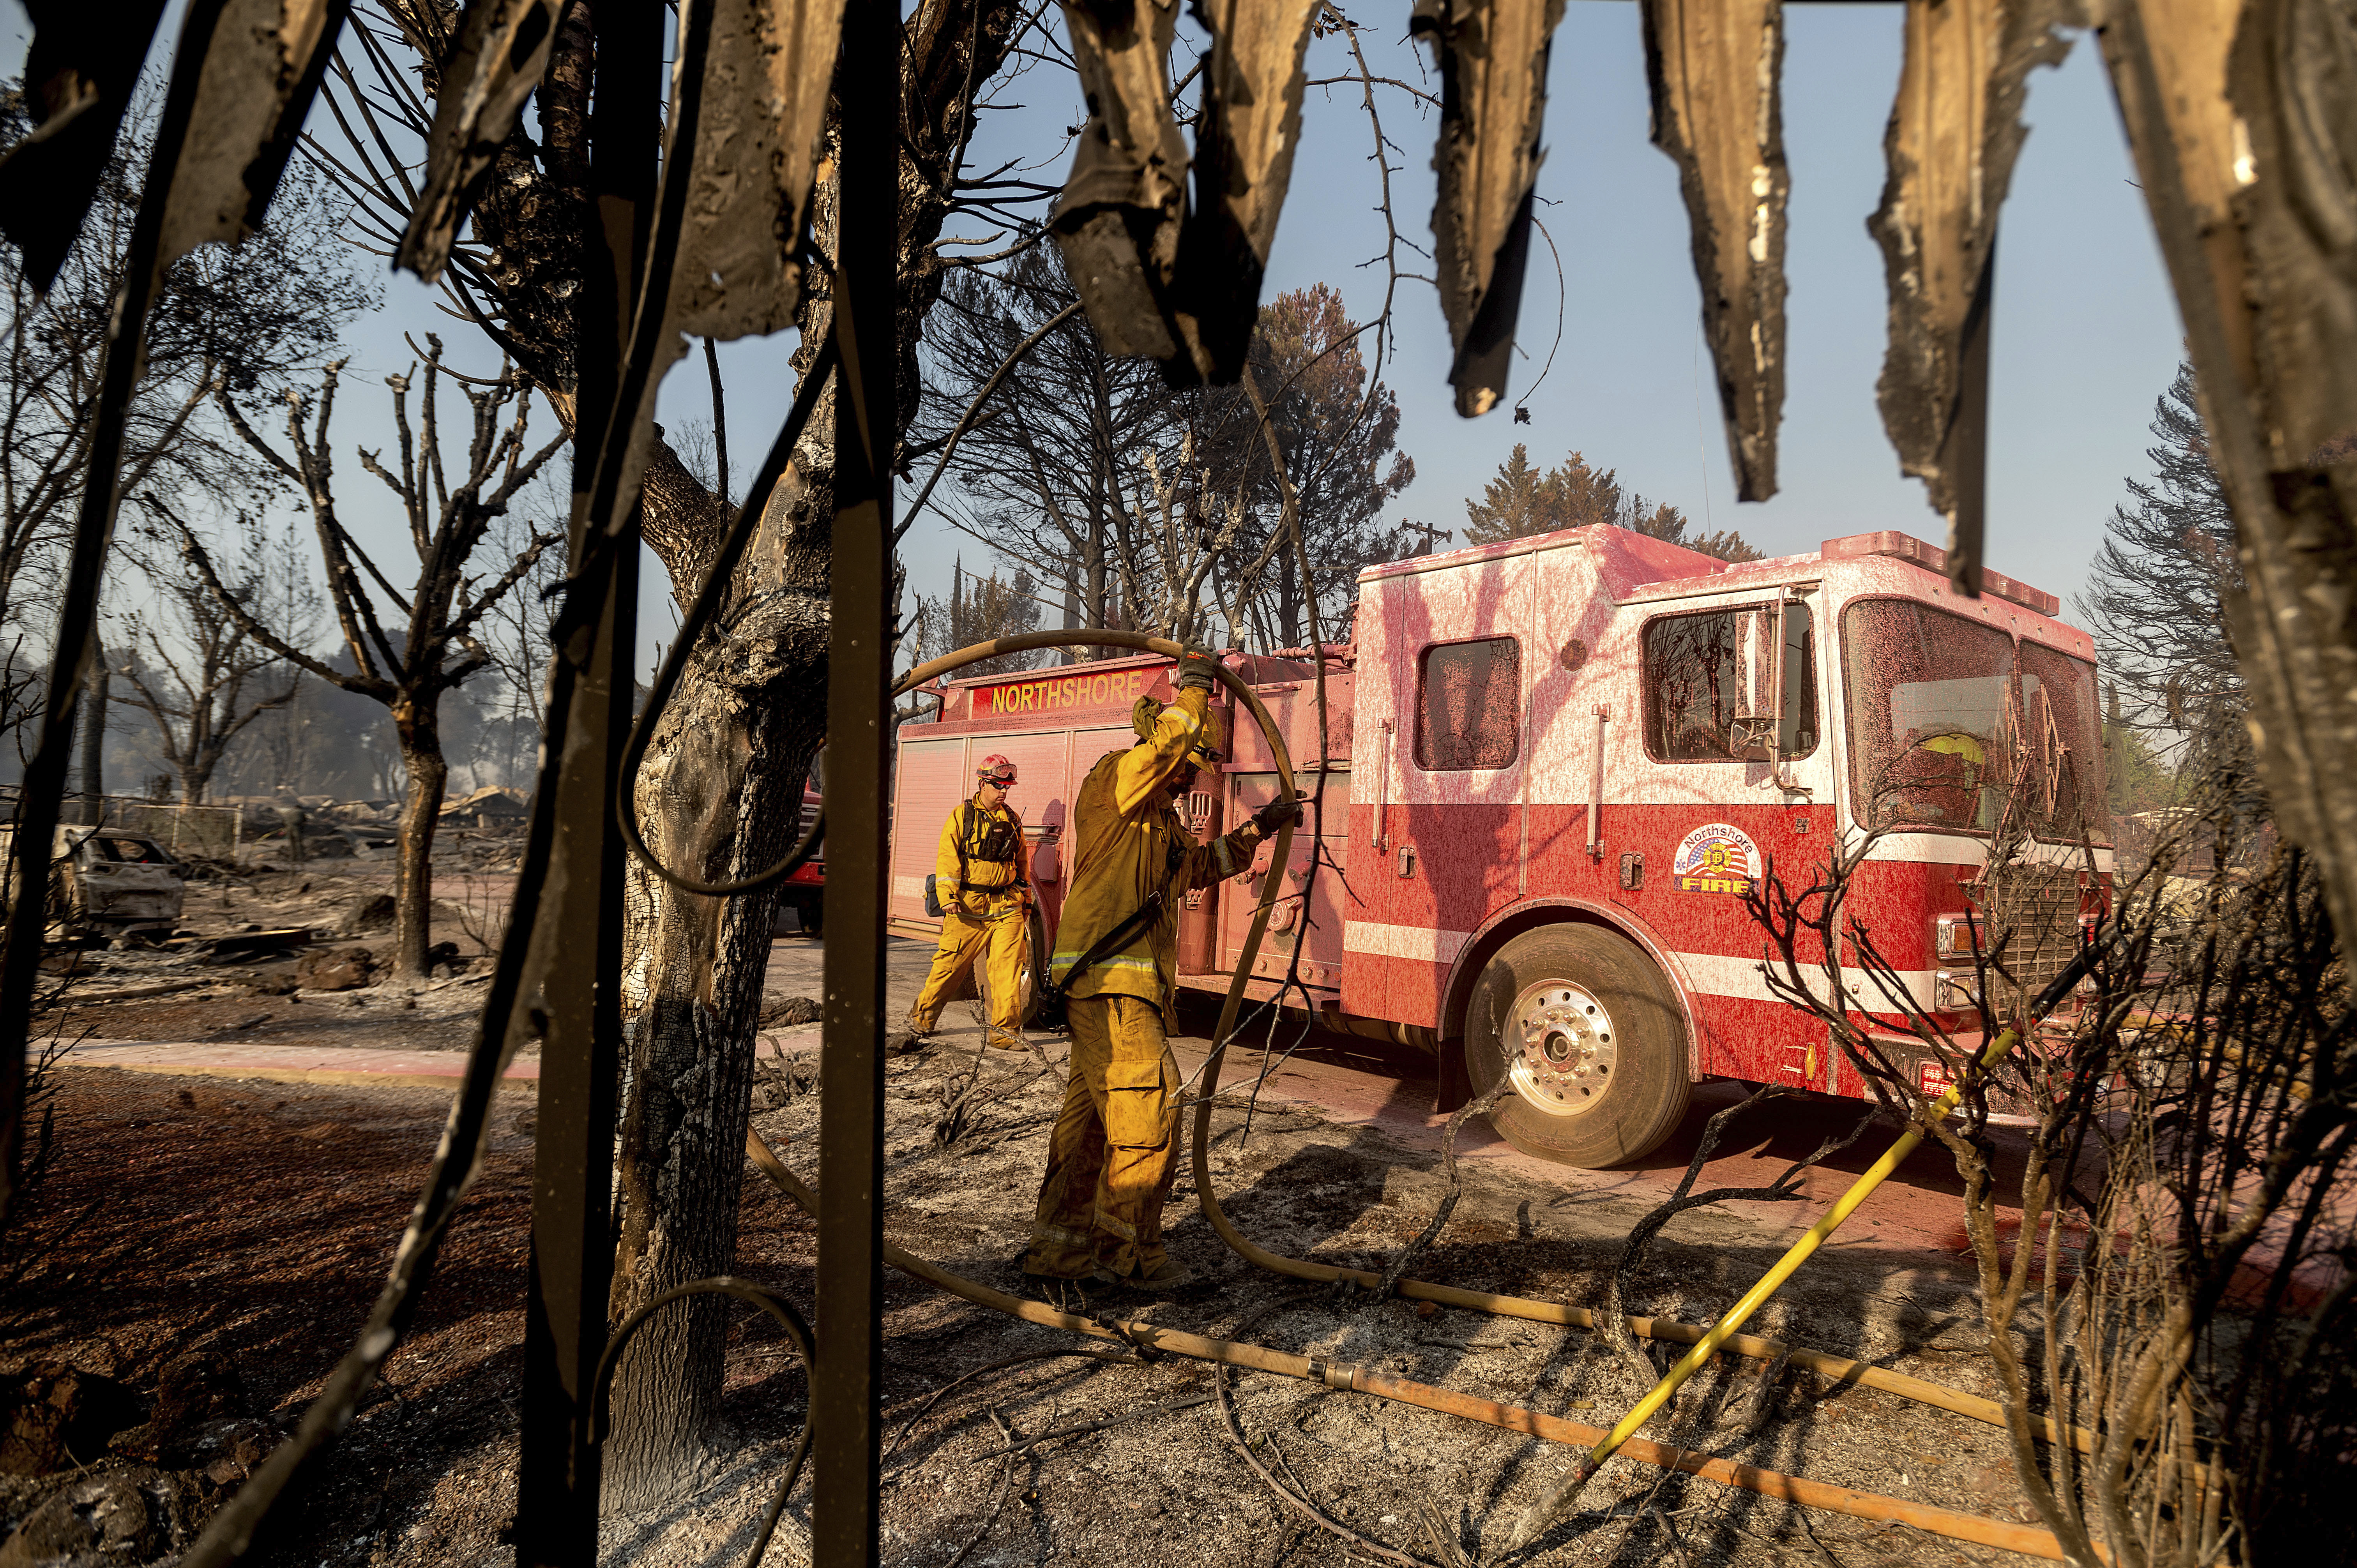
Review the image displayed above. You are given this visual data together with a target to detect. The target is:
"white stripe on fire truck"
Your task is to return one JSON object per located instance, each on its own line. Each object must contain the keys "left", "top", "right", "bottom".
{"left": 1342, "top": 923, "right": 1471, "bottom": 964}
{"left": 1671, "top": 951, "right": 1939, "bottom": 1009}
{"left": 1298, "top": 925, "right": 1949, "bottom": 1008}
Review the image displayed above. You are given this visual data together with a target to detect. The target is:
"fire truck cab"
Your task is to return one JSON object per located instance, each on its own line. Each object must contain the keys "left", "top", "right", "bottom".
{"left": 889, "top": 523, "right": 2111, "bottom": 1168}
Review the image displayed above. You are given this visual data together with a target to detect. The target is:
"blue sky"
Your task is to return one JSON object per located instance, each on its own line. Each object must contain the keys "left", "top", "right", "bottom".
{"left": 6, "top": 3, "right": 2185, "bottom": 679}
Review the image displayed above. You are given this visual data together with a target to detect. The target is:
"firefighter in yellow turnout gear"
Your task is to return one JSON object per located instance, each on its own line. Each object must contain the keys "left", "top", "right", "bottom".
{"left": 1024, "top": 648, "right": 1301, "bottom": 1290}
{"left": 908, "top": 754, "right": 1033, "bottom": 1051}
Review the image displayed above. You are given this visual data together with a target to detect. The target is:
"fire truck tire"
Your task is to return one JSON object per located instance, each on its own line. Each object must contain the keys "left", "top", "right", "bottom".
{"left": 1464, "top": 923, "right": 1691, "bottom": 1169}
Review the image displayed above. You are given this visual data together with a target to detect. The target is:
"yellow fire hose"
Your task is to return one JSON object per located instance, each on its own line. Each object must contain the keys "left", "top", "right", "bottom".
{"left": 1573, "top": 1026, "right": 2029, "bottom": 1483}
{"left": 1563, "top": 940, "right": 2106, "bottom": 1495}
{"left": 850, "top": 630, "right": 2083, "bottom": 1557}
{"left": 743, "top": 1133, "right": 2075, "bottom": 1560}
{"left": 1184, "top": 1021, "right": 2097, "bottom": 1454}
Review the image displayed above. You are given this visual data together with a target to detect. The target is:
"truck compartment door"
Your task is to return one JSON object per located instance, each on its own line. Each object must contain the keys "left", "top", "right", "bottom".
{"left": 889, "top": 735, "right": 969, "bottom": 929}
{"left": 1346, "top": 557, "right": 1533, "bottom": 1028}
{"left": 1216, "top": 768, "right": 1351, "bottom": 990}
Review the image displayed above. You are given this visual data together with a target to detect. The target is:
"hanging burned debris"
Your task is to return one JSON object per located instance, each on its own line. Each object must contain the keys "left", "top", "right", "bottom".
{"left": 1640, "top": 0, "right": 1790, "bottom": 502}
{"left": 1051, "top": 0, "right": 1198, "bottom": 367}
{"left": 1417, "top": 0, "right": 1565, "bottom": 419}
{"left": 1044, "top": 0, "right": 1560, "bottom": 410}
{"left": 1184, "top": 0, "right": 1326, "bottom": 380}
{"left": 394, "top": 0, "right": 569, "bottom": 285}
{"left": 1869, "top": 0, "right": 2077, "bottom": 599}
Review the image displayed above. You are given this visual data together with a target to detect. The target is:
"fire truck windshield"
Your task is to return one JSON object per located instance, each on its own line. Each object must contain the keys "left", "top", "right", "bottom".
{"left": 1840, "top": 599, "right": 2110, "bottom": 844}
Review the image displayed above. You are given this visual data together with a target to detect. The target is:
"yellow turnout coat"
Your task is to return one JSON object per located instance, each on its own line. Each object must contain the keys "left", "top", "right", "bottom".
{"left": 1050, "top": 686, "right": 1262, "bottom": 1026}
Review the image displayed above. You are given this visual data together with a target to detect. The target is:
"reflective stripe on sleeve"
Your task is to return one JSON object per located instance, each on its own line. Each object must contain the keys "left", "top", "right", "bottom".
{"left": 1051, "top": 951, "right": 1160, "bottom": 979}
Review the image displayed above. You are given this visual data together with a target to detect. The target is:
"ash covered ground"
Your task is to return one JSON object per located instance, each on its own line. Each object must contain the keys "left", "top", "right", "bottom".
{"left": 5, "top": 912, "right": 2049, "bottom": 1567}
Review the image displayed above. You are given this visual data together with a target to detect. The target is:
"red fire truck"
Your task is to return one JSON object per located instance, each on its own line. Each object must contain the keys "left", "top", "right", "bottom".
{"left": 776, "top": 785, "right": 827, "bottom": 936}
{"left": 889, "top": 523, "right": 2110, "bottom": 1167}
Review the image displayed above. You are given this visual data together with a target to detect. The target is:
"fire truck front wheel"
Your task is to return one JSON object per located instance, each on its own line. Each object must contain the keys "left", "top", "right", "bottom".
{"left": 1465, "top": 924, "right": 1691, "bottom": 1169}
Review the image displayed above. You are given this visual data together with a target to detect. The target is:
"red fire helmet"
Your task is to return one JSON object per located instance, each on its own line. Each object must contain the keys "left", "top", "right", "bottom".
{"left": 976, "top": 753, "right": 1018, "bottom": 786}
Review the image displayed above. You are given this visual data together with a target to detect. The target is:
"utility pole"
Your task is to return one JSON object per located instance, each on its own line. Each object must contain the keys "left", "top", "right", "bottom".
{"left": 1401, "top": 518, "right": 1452, "bottom": 558}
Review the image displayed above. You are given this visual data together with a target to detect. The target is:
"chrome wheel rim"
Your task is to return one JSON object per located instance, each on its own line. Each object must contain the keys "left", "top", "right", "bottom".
{"left": 1505, "top": 979, "right": 1617, "bottom": 1118}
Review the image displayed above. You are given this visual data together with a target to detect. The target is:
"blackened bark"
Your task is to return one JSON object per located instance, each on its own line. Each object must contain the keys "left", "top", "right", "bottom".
{"left": 392, "top": 703, "right": 447, "bottom": 979}
{"left": 394, "top": 0, "right": 593, "bottom": 406}
{"left": 602, "top": 451, "right": 827, "bottom": 1501}
{"left": 603, "top": 317, "right": 834, "bottom": 1506}
{"left": 77, "top": 639, "right": 107, "bottom": 816}
{"left": 639, "top": 441, "right": 727, "bottom": 602}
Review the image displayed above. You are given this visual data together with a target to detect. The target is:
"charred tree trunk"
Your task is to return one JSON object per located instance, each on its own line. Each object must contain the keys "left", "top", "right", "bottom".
{"left": 602, "top": 349, "right": 832, "bottom": 1508}
{"left": 1086, "top": 463, "right": 1109, "bottom": 630}
{"left": 390, "top": 699, "right": 446, "bottom": 979}
{"left": 77, "top": 638, "right": 108, "bottom": 822}
{"left": 175, "top": 717, "right": 211, "bottom": 809}
{"left": 1277, "top": 547, "right": 1301, "bottom": 651}
{"left": 603, "top": 530, "right": 827, "bottom": 1508}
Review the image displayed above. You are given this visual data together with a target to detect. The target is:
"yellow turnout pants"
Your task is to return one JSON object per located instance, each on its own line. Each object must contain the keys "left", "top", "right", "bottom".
{"left": 1026, "top": 994, "right": 1180, "bottom": 1279}
{"left": 908, "top": 892, "right": 1028, "bottom": 1049}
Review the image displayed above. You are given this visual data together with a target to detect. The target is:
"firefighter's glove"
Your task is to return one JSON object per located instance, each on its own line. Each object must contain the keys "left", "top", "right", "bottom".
{"left": 1250, "top": 795, "right": 1305, "bottom": 836}
{"left": 1175, "top": 641, "right": 1220, "bottom": 693}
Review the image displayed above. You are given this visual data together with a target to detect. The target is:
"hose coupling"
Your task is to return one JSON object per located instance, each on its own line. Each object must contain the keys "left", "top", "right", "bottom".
{"left": 1306, "top": 1356, "right": 1359, "bottom": 1391}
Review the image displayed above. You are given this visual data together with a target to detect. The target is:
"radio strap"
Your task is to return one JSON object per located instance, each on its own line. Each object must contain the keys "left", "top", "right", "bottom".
{"left": 1032, "top": 841, "right": 1185, "bottom": 1026}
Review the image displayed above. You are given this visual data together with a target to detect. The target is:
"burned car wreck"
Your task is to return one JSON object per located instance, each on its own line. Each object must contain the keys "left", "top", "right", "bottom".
{"left": 0, "top": 826, "right": 186, "bottom": 941}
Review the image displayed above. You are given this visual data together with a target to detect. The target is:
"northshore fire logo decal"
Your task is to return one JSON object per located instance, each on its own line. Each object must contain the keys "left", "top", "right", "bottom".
{"left": 1672, "top": 823, "right": 1762, "bottom": 896}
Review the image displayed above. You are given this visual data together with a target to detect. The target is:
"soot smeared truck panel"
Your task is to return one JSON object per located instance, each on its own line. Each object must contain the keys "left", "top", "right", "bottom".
{"left": 890, "top": 522, "right": 2111, "bottom": 1167}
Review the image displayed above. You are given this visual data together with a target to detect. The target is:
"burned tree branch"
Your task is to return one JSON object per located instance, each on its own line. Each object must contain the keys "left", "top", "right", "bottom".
{"left": 1374, "top": 1078, "right": 1508, "bottom": 1300}
{"left": 193, "top": 340, "right": 562, "bottom": 978}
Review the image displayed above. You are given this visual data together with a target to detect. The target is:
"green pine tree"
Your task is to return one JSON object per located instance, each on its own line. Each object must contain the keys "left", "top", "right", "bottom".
{"left": 1461, "top": 446, "right": 1760, "bottom": 561}
{"left": 1461, "top": 443, "right": 1557, "bottom": 544}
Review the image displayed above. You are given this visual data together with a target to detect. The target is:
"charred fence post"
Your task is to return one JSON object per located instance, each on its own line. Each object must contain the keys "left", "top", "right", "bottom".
{"left": 813, "top": 2, "right": 899, "bottom": 1562}
{"left": 512, "top": 0, "right": 661, "bottom": 1558}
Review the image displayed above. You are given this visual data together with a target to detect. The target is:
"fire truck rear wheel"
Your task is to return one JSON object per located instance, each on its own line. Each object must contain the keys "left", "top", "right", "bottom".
{"left": 1465, "top": 923, "right": 1691, "bottom": 1169}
